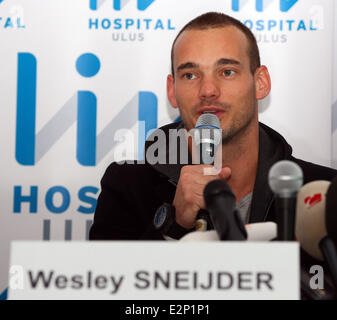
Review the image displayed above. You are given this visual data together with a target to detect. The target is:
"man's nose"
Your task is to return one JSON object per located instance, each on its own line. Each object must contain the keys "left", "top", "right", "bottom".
{"left": 199, "top": 76, "right": 220, "bottom": 100}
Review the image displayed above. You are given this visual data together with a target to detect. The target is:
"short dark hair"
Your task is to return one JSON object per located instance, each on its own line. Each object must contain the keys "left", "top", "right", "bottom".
{"left": 170, "top": 12, "right": 261, "bottom": 76}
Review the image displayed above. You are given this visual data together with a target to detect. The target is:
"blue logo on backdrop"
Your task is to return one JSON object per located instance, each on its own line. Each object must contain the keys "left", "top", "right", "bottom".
{"left": 87, "top": 0, "right": 175, "bottom": 41}
{"left": 15, "top": 52, "right": 158, "bottom": 166}
{"left": 231, "top": 0, "right": 318, "bottom": 44}
{"left": 90, "top": 0, "right": 156, "bottom": 11}
{"left": 232, "top": 0, "right": 298, "bottom": 12}
{"left": 0, "top": 0, "right": 26, "bottom": 29}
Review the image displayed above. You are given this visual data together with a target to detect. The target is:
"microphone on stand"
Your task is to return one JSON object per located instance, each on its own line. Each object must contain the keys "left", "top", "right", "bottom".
{"left": 192, "top": 113, "right": 222, "bottom": 232}
{"left": 203, "top": 179, "right": 247, "bottom": 240}
{"left": 268, "top": 160, "right": 303, "bottom": 240}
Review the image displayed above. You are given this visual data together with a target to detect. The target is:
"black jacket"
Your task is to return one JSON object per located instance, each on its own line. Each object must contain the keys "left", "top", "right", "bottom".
{"left": 90, "top": 121, "right": 337, "bottom": 241}
{"left": 90, "top": 121, "right": 337, "bottom": 299}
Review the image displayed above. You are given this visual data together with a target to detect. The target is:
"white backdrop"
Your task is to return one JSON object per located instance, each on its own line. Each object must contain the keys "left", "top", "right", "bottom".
{"left": 0, "top": 0, "right": 336, "bottom": 298}
{"left": 333, "top": 0, "right": 337, "bottom": 169}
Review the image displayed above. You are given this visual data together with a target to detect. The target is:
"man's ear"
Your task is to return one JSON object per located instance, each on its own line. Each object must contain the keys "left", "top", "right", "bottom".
{"left": 167, "top": 74, "right": 178, "bottom": 108}
{"left": 254, "top": 65, "right": 271, "bottom": 100}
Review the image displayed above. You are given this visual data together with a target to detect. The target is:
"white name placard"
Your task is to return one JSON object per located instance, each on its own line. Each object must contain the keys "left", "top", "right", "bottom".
{"left": 8, "top": 241, "right": 300, "bottom": 300}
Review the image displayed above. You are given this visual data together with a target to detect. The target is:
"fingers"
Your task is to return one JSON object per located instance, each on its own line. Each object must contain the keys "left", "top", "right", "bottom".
{"left": 173, "top": 164, "right": 231, "bottom": 229}
{"left": 219, "top": 166, "right": 232, "bottom": 180}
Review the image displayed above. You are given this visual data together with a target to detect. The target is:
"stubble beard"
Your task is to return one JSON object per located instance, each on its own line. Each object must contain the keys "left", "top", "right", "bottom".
{"left": 221, "top": 103, "right": 257, "bottom": 145}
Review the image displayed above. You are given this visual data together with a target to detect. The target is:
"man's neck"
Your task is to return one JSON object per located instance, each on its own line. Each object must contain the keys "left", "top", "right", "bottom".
{"left": 220, "top": 122, "right": 259, "bottom": 202}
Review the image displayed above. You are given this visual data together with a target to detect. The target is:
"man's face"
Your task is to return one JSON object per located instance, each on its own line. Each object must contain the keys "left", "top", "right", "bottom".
{"left": 167, "top": 26, "right": 269, "bottom": 143}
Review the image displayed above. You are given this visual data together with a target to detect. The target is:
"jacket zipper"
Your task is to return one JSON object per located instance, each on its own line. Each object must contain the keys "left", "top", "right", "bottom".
{"left": 263, "top": 195, "right": 275, "bottom": 221}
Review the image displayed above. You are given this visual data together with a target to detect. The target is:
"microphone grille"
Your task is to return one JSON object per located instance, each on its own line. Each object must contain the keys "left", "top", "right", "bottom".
{"left": 194, "top": 113, "right": 222, "bottom": 147}
{"left": 195, "top": 113, "right": 221, "bottom": 129}
{"left": 268, "top": 160, "right": 303, "bottom": 196}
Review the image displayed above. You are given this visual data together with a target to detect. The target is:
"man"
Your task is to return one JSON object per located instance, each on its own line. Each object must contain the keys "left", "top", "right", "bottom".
{"left": 89, "top": 12, "right": 336, "bottom": 241}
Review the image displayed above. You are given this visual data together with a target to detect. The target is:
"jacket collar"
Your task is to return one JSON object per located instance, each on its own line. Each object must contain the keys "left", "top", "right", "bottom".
{"left": 249, "top": 122, "right": 292, "bottom": 222}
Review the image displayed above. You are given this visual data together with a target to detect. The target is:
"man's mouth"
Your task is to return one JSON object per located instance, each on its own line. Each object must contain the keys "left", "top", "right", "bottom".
{"left": 198, "top": 107, "right": 225, "bottom": 118}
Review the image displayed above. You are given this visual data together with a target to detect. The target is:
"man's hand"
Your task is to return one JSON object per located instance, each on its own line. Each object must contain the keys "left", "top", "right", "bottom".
{"left": 173, "top": 165, "right": 231, "bottom": 229}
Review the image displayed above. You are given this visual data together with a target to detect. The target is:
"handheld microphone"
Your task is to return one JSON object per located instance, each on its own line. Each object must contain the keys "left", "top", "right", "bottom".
{"left": 193, "top": 113, "right": 222, "bottom": 165}
{"left": 193, "top": 113, "right": 222, "bottom": 231}
{"left": 268, "top": 160, "right": 303, "bottom": 240}
{"left": 295, "top": 179, "right": 337, "bottom": 291}
{"left": 203, "top": 179, "right": 247, "bottom": 240}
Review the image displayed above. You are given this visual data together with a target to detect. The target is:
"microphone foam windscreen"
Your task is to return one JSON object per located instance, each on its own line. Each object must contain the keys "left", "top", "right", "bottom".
{"left": 204, "top": 179, "right": 235, "bottom": 200}
{"left": 326, "top": 175, "right": 337, "bottom": 244}
{"left": 295, "top": 180, "right": 330, "bottom": 261}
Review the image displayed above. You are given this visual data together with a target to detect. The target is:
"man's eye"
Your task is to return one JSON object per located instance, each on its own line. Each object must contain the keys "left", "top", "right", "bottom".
{"left": 223, "top": 70, "right": 235, "bottom": 77}
{"left": 183, "top": 73, "right": 196, "bottom": 80}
